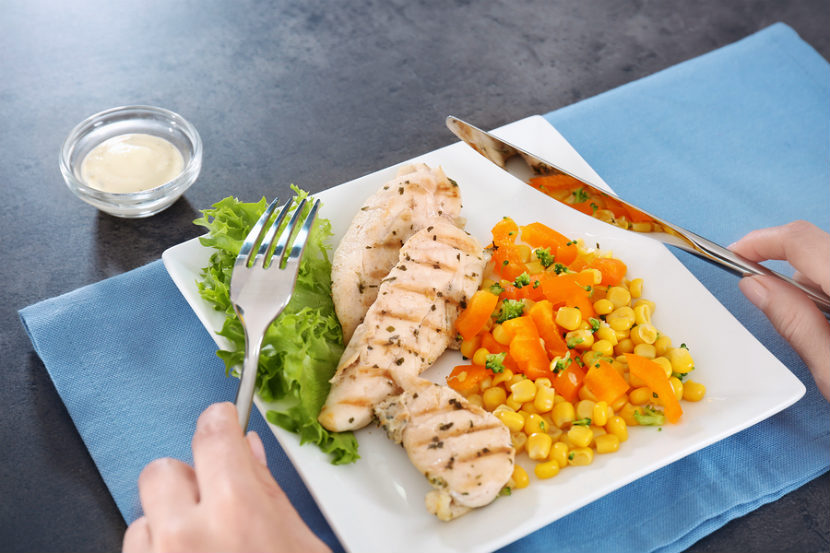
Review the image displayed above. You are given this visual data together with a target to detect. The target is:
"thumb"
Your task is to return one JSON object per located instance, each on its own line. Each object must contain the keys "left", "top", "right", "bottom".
{"left": 739, "top": 275, "right": 830, "bottom": 400}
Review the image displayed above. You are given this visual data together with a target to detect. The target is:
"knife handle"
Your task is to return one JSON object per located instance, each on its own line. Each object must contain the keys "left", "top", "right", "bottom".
{"left": 675, "top": 228, "right": 830, "bottom": 319}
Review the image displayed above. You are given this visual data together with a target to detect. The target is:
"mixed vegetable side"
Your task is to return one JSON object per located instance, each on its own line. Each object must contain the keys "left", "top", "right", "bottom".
{"left": 448, "top": 217, "right": 706, "bottom": 487}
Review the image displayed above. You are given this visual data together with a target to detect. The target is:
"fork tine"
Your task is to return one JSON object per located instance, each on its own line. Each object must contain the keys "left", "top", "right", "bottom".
{"left": 269, "top": 197, "right": 308, "bottom": 267}
{"left": 284, "top": 198, "right": 321, "bottom": 266}
{"left": 253, "top": 199, "right": 293, "bottom": 267}
{"left": 236, "top": 197, "right": 280, "bottom": 266}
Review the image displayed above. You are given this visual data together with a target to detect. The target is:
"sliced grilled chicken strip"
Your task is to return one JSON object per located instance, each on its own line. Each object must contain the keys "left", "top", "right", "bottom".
{"left": 375, "top": 378, "right": 515, "bottom": 521}
{"left": 331, "top": 163, "right": 462, "bottom": 343}
{"left": 318, "top": 220, "right": 485, "bottom": 432}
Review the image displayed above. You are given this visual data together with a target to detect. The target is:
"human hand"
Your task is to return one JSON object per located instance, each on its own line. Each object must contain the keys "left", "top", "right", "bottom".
{"left": 123, "top": 402, "right": 331, "bottom": 553}
{"left": 729, "top": 220, "right": 830, "bottom": 401}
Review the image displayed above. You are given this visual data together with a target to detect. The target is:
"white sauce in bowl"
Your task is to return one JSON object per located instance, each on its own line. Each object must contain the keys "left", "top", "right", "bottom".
{"left": 80, "top": 133, "right": 184, "bottom": 193}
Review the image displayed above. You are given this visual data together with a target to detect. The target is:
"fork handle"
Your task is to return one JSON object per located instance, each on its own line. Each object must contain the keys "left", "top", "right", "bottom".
{"left": 235, "top": 332, "right": 263, "bottom": 429}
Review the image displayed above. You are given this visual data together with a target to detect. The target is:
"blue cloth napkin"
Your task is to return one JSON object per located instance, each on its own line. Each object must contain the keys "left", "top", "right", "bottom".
{"left": 19, "top": 22, "right": 829, "bottom": 553}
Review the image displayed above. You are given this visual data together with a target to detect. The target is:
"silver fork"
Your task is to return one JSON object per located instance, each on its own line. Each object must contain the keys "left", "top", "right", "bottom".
{"left": 230, "top": 195, "right": 321, "bottom": 429}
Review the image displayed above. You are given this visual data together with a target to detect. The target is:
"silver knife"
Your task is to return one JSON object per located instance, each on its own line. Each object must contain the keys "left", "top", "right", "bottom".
{"left": 446, "top": 115, "right": 830, "bottom": 317}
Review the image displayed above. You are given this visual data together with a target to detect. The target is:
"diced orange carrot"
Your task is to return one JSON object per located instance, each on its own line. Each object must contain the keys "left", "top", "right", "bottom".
{"left": 491, "top": 217, "right": 519, "bottom": 246}
{"left": 501, "top": 315, "right": 539, "bottom": 341}
{"left": 509, "top": 336, "right": 552, "bottom": 380}
{"left": 528, "top": 300, "right": 569, "bottom": 358}
{"left": 446, "top": 364, "right": 490, "bottom": 396}
{"left": 625, "top": 354, "right": 683, "bottom": 423}
{"left": 491, "top": 243, "right": 529, "bottom": 281}
{"left": 552, "top": 362, "right": 585, "bottom": 403}
{"left": 556, "top": 242, "right": 579, "bottom": 266}
{"left": 583, "top": 360, "right": 630, "bottom": 404}
{"left": 455, "top": 290, "right": 499, "bottom": 341}
{"left": 480, "top": 331, "right": 508, "bottom": 355}
{"left": 590, "top": 257, "right": 628, "bottom": 286}
{"left": 519, "top": 222, "right": 570, "bottom": 250}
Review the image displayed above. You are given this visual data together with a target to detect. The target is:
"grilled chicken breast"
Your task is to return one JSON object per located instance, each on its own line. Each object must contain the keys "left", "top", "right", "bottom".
{"left": 318, "top": 220, "right": 485, "bottom": 432}
{"left": 331, "top": 163, "right": 462, "bottom": 343}
{"left": 375, "top": 377, "right": 515, "bottom": 521}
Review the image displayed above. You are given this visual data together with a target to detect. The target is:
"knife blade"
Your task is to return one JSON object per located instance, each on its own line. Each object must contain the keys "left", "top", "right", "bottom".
{"left": 446, "top": 115, "right": 830, "bottom": 317}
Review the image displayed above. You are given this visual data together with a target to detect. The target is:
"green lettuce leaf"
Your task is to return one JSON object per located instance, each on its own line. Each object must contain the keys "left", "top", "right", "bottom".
{"left": 194, "top": 187, "right": 359, "bottom": 464}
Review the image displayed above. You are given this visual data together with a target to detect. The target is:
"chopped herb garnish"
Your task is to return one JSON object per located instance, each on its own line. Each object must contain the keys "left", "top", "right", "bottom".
{"left": 535, "top": 247, "right": 555, "bottom": 268}
{"left": 513, "top": 272, "right": 531, "bottom": 288}
{"left": 589, "top": 318, "right": 601, "bottom": 332}
{"left": 572, "top": 188, "right": 589, "bottom": 203}
{"left": 496, "top": 299, "right": 525, "bottom": 323}
{"left": 551, "top": 352, "right": 572, "bottom": 374}
{"left": 633, "top": 406, "right": 665, "bottom": 426}
{"left": 489, "top": 282, "right": 505, "bottom": 295}
{"left": 499, "top": 486, "right": 512, "bottom": 497}
{"left": 572, "top": 417, "right": 591, "bottom": 426}
{"left": 485, "top": 352, "right": 507, "bottom": 374}
{"left": 553, "top": 263, "right": 569, "bottom": 275}
{"left": 566, "top": 336, "right": 585, "bottom": 348}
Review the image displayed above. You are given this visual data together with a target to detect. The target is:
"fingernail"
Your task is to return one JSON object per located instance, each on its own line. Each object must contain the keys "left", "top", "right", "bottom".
{"left": 246, "top": 431, "right": 268, "bottom": 466}
{"left": 739, "top": 276, "right": 769, "bottom": 308}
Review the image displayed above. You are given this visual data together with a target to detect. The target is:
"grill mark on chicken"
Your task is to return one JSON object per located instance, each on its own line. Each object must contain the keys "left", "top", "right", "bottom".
{"left": 319, "top": 220, "right": 486, "bottom": 432}
{"left": 409, "top": 421, "right": 507, "bottom": 448}
{"left": 330, "top": 164, "right": 463, "bottom": 343}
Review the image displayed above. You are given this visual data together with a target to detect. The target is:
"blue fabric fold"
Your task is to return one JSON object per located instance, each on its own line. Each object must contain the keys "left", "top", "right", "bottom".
{"left": 19, "top": 22, "right": 829, "bottom": 553}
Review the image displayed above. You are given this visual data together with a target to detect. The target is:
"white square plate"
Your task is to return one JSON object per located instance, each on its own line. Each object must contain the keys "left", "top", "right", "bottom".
{"left": 162, "top": 115, "right": 805, "bottom": 553}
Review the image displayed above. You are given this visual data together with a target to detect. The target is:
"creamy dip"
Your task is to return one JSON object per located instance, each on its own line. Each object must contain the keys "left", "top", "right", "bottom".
{"left": 80, "top": 133, "right": 184, "bottom": 193}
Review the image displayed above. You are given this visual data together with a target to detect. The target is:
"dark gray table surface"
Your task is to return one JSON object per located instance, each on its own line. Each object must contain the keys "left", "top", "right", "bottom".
{"left": 2, "top": 1, "right": 828, "bottom": 551}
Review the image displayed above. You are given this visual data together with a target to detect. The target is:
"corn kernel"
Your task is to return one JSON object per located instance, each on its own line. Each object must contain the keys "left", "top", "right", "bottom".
{"left": 618, "top": 403, "right": 639, "bottom": 426}
{"left": 633, "top": 343, "right": 656, "bottom": 358}
{"left": 549, "top": 441, "right": 569, "bottom": 467}
{"left": 568, "top": 447, "right": 594, "bottom": 466}
{"left": 505, "top": 395, "right": 523, "bottom": 411}
{"left": 555, "top": 306, "right": 583, "bottom": 331}
{"left": 515, "top": 244, "right": 532, "bottom": 263}
{"left": 496, "top": 410, "right": 525, "bottom": 432}
{"left": 535, "top": 377, "right": 552, "bottom": 388}
{"left": 631, "top": 221, "right": 652, "bottom": 232}
{"left": 595, "top": 433, "right": 621, "bottom": 454}
{"left": 552, "top": 401, "right": 575, "bottom": 427}
{"left": 591, "top": 339, "right": 615, "bottom": 357}
{"left": 534, "top": 460, "right": 561, "bottom": 479}
{"left": 593, "top": 298, "right": 615, "bottom": 315}
{"left": 472, "top": 347, "right": 490, "bottom": 367}
{"left": 667, "top": 347, "right": 695, "bottom": 373}
{"left": 608, "top": 308, "right": 635, "bottom": 331}
{"left": 628, "top": 278, "right": 644, "bottom": 299}
{"left": 510, "top": 379, "right": 537, "bottom": 404}
{"left": 509, "top": 374, "right": 526, "bottom": 387}
{"left": 577, "top": 385, "right": 598, "bottom": 402}
{"left": 482, "top": 386, "right": 507, "bottom": 411}
{"left": 526, "top": 260, "right": 545, "bottom": 274}
{"left": 683, "top": 380, "right": 706, "bottom": 402}
{"left": 492, "top": 323, "right": 511, "bottom": 345}
{"left": 592, "top": 401, "right": 609, "bottom": 426}
{"left": 629, "top": 386, "right": 653, "bottom": 405}
{"left": 492, "top": 368, "right": 514, "bottom": 387}
{"left": 524, "top": 413, "right": 547, "bottom": 435}
{"left": 581, "top": 350, "right": 602, "bottom": 367}
{"left": 630, "top": 323, "right": 658, "bottom": 346}
{"left": 610, "top": 394, "right": 628, "bottom": 413}
{"left": 478, "top": 376, "right": 492, "bottom": 392}
{"left": 595, "top": 325, "right": 618, "bottom": 345}
{"left": 567, "top": 425, "right": 594, "bottom": 448}
{"left": 633, "top": 298, "right": 656, "bottom": 314}
{"left": 459, "top": 335, "right": 482, "bottom": 359}
{"left": 576, "top": 399, "right": 596, "bottom": 420}
{"left": 652, "top": 356, "right": 673, "bottom": 377}
{"left": 511, "top": 465, "right": 530, "bottom": 489}
{"left": 511, "top": 432, "right": 527, "bottom": 453}
{"left": 521, "top": 401, "right": 538, "bottom": 414}
{"left": 533, "top": 385, "right": 556, "bottom": 413}
{"left": 606, "top": 286, "right": 632, "bottom": 308}
{"left": 669, "top": 376, "right": 684, "bottom": 401}
{"left": 527, "top": 432, "right": 553, "bottom": 460}
{"left": 614, "top": 338, "right": 635, "bottom": 355}
{"left": 605, "top": 415, "right": 628, "bottom": 442}
{"left": 565, "top": 329, "right": 594, "bottom": 349}
{"left": 467, "top": 393, "right": 483, "bottom": 408}
{"left": 654, "top": 335, "right": 672, "bottom": 356}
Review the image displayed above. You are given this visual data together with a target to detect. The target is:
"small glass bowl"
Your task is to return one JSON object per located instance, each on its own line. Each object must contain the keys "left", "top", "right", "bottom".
{"left": 60, "top": 105, "right": 202, "bottom": 218}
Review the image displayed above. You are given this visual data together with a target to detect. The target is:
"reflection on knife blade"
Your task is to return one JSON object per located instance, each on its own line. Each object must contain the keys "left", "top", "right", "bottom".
{"left": 445, "top": 115, "right": 830, "bottom": 317}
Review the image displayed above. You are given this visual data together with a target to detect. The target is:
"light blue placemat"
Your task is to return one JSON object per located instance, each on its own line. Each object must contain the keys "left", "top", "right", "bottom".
{"left": 20, "top": 22, "right": 829, "bottom": 553}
